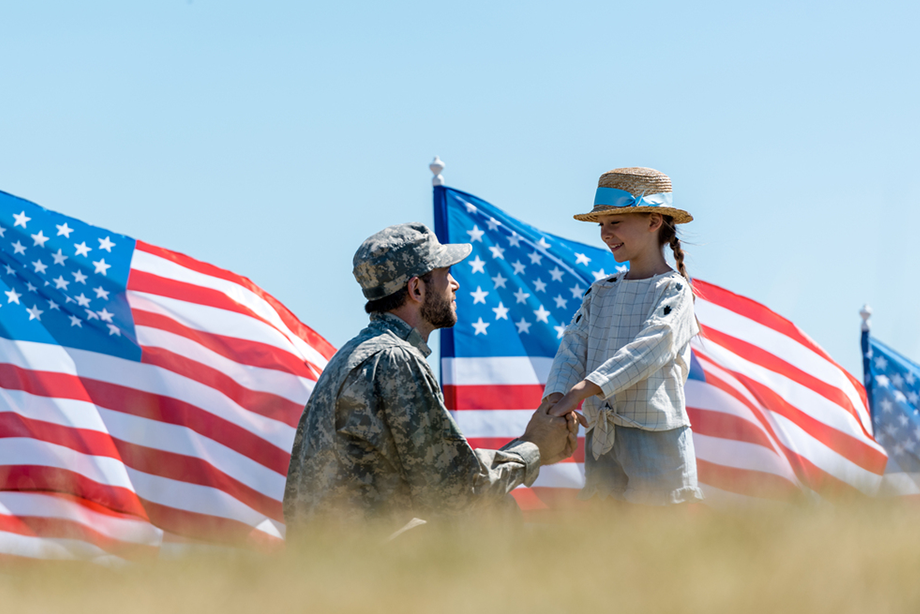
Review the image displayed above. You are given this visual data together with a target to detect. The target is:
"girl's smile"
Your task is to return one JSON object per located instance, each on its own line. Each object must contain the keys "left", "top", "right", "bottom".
{"left": 598, "top": 213, "right": 657, "bottom": 262}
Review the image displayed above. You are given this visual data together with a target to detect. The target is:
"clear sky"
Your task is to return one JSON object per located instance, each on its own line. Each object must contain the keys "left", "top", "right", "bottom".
{"left": 1, "top": 0, "right": 917, "bottom": 378}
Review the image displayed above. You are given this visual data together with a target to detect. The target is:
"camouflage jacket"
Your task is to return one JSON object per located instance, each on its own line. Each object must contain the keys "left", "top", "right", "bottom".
{"left": 283, "top": 312, "right": 540, "bottom": 530}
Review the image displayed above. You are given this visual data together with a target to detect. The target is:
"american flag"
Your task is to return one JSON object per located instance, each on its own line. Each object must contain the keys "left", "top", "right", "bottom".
{"left": 0, "top": 190, "right": 335, "bottom": 561}
{"left": 862, "top": 328, "right": 920, "bottom": 499}
{"left": 434, "top": 185, "right": 887, "bottom": 510}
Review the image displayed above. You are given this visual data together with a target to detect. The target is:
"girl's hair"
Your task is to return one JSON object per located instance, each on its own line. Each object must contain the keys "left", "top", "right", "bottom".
{"left": 658, "top": 215, "right": 691, "bottom": 287}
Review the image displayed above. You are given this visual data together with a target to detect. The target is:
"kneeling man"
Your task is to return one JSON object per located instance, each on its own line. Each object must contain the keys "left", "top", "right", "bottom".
{"left": 284, "top": 223, "right": 574, "bottom": 531}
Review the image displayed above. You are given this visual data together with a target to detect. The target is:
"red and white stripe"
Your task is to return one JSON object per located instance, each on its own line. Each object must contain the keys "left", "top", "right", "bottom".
{"left": 0, "top": 240, "right": 335, "bottom": 559}
{"left": 444, "top": 279, "right": 888, "bottom": 511}
{"left": 690, "top": 280, "right": 886, "bottom": 504}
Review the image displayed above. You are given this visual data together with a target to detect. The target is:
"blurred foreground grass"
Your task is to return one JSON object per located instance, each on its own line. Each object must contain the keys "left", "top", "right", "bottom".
{"left": 2, "top": 501, "right": 919, "bottom": 613}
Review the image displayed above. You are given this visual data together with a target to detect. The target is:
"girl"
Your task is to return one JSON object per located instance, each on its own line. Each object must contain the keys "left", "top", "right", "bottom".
{"left": 545, "top": 167, "right": 703, "bottom": 505}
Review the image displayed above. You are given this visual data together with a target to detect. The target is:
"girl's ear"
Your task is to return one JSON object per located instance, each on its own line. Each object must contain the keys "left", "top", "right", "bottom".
{"left": 648, "top": 212, "right": 664, "bottom": 231}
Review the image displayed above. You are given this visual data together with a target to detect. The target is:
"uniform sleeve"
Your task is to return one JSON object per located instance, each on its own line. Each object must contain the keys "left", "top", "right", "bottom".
{"left": 543, "top": 289, "right": 592, "bottom": 398}
{"left": 375, "top": 348, "right": 540, "bottom": 518}
{"left": 585, "top": 280, "right": 697, "bottom": 400}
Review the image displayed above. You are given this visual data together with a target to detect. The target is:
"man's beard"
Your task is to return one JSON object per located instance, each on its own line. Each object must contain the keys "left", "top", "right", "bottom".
{"left": 421, "top": 289, "right": 457, "bottom": 329}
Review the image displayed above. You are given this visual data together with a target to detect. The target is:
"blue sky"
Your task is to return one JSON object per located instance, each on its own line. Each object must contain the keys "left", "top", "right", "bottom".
{"left": 1, "top": 0, "right": 917, "bottom": 378}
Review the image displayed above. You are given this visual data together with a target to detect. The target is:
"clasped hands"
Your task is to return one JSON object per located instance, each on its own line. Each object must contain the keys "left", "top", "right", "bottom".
{"left": 520, "top": 380, "right": 599, "bottom": 466}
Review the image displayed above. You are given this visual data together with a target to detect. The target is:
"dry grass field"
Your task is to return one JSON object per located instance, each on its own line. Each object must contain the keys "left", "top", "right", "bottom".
{"left": 1, "top": 501, "right": 918, "bottom": 614}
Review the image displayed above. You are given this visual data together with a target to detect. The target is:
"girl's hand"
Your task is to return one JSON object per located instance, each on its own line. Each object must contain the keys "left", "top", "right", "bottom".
{"left": 548, "top": 380, "right": 602, "bottom": 419}
{"left": 537, "top": 393, "right": 563, "bottom": 415}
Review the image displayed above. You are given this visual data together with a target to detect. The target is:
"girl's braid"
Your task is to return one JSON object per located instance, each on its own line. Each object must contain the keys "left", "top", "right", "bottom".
{"left": 659, "top": 216, "right": 693, "bottom": 289}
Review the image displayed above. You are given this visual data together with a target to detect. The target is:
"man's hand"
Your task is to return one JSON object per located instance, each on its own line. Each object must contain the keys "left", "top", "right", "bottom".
{"left": 537, "top": 392, "right": 563, "bottom": 415}
{"left": 521, "top": 404, "right": 575, "bottom": 466}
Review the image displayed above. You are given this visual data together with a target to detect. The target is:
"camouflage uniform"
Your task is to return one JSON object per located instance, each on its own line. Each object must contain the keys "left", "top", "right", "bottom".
{"left": 283, "top": 224, "right": 541, "bottom": 531}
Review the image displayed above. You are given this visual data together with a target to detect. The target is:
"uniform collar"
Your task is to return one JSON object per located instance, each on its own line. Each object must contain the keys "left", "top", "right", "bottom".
{"left": 370, "top": 312, "right": 432, "bottom": 357}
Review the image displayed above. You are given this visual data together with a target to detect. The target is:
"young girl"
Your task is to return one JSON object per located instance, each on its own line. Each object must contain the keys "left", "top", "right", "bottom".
{"left": 545, "top": 167, "right": 703, "bottom": 505}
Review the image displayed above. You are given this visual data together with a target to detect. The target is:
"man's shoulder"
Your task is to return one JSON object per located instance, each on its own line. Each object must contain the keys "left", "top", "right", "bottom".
{"left": 327, "top": 322, "right": 422, "bottom": 374}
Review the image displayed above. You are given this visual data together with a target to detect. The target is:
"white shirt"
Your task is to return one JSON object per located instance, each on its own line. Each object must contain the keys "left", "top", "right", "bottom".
{"left": 544, "top": 270, "right": 699, "bottom": 459}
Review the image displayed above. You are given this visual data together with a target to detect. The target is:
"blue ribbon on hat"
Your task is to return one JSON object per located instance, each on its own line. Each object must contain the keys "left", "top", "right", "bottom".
{"left": 594, "top": 187, "right": 673, "bottom": 209}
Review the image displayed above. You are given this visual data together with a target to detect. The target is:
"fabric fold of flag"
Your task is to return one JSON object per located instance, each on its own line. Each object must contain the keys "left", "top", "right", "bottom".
{"left": 433, "top": 184, "right": 886, "bottom": 511}
{"left": 0, "top": 189, "right": 335, "bottom": 561}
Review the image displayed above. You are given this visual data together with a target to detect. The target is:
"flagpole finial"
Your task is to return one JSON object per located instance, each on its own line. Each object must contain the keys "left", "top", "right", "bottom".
{"left": 430, "top": 156, "right": 445, "bottom": 186}
{"left": 860, "top": 304, "right": 872, "bottom": 332}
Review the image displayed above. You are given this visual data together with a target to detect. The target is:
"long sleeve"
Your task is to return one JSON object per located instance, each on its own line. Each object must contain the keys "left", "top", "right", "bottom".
{"left": 544, "top": 290, "right": 592, "bottom": 398}
{"left": 585, "top": 279, "right": 696, "bottom": 399}
{"left": 373, "top": 347, "right": 540, "bottom": 518}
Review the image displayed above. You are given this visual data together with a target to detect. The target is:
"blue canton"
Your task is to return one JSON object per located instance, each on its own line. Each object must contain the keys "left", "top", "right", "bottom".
{"left": 863, "top": 331, "right": 920, "bottom": 474}
{"left": 434, "top": 186, "right": 624, "bottom": 360}
{"left": 0, "top": 190, "right": 139, "bottom": 360}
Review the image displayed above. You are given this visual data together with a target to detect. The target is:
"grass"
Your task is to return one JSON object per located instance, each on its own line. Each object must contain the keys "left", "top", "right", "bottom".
{"left": 1, "top": 501, "right": 918, "bottom": 614}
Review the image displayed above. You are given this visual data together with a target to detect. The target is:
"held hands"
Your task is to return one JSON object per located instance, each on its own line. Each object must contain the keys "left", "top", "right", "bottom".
{"left": 522, "top": 380, "right": 602, "bottom": 465}
{"left": 546, "top": 380, "right": 600, "bottom": 425}
{"left": 520, "top": 402, "right": 579, "bottom": 466}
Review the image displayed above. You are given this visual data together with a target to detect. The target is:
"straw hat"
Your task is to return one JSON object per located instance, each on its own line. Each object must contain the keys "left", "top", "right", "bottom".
{"left": 574, "top": 167, "right": 693, "bottom": 224}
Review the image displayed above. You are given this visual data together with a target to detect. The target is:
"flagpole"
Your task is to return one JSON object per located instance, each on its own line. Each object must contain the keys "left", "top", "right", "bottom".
{"left": 430, "top": 156, "right": 448, "bottom": 386}
{"left": 861, "top": 304, "right": 874, "bottom": 419}
{"left": 430, "top": 156, "right": 445, "bottom": 186}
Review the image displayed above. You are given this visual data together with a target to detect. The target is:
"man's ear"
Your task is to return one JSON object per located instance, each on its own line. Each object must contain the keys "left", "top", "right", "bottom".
{"left": 407, "top": 276, "right": 425, "bottom": 303}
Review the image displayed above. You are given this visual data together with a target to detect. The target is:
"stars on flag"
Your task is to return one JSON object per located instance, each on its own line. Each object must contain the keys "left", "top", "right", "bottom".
{"left": 492, "top": 302, "right": 509, "bottom": 320}
{"left": 450, "top": 205, "right": 619, "bottom": 346}
{"left": 31, "top": 231, "right": 49, "bottom": 247}
{"left": 13, "top": 211, "right": 30, "bottom": 228}
{"left": 0, "top": 204, "right": 129, "bottom": 342}
{"left": 467, "top": 225, "right": 484, "bottom": 242}
{"left": 93, "top": 259, "right": 111, "bottom": 276}
{"left": 469, "top": 256, "right": 486, "bottom": 274}
{"left": 865, "top": 336, "right": 920, "bottom": 473}
{"left": 470, "top": 286, "right": 489, "bottom": 304}
{"left": 51, "top": 249, "right": 68, "bottom": 265}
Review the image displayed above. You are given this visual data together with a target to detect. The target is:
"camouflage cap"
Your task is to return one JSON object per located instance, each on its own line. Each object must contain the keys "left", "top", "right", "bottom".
{"left": 353, "top": 223, "right": 472, "bottom": 300}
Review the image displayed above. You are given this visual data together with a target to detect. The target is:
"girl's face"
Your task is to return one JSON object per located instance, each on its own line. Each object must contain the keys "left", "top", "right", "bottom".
{"left": 598, "top": 213, "right": 660, "bottom": 263}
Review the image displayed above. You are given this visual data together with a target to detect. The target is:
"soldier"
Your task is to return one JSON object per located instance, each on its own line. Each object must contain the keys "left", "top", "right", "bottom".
{"left": 283, "top": 222, "right": 576, "bottom": 533}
